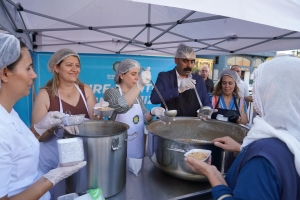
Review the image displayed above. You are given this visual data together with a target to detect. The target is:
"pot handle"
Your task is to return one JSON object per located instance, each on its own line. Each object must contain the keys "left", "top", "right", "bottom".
{"left": 112, "top": 137, "right": 122, "bottom": 151}
{"left": 125, "top": 131, "right": 138, "bottom": 141}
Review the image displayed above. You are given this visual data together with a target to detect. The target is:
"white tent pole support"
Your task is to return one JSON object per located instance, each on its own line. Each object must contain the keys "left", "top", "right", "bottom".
{"left": 39, "top": 40, "right": 114, "bottom": 46}
{"left": 147, "top": 4, "right": 151, "bottom": 43}
{"left": 21, "top": 8, "right": 87, "bottom": 29}
{"left": 122, "top": 47, "right": 173, "bottom": 55}
{"left": 152, "top": 26, "right": 229, "bottom": 52}
{"left": 0, "top": 0, "right": 18, "bottom": 29}
{"left": 38, "top": 34, "right": 115, "bottom": 53}
{"left": 14, "top": 4, "right": 33, "bottom": 47}
{"left": 118, "top": 26, "right": 148, "bottom": 52}
{"left": 123, "top": 42, "right": 174, "bottom": 55}
{"left": 23, "top": 27, "right": 88, "bottom": 32}
{"left": 93, "top": 24, "right": 145, "bottom": 29}
{"left": 0, "top": 0, "right": 32, "bottom": 49}
{"left": 22, "top": 16, "right": 228, "bottom": 33}
{"left": 153, "top": 36, "right": 234, "bottom": 45}
{"left": 5, "top": 0, "right": 16, "bottom": 6}
{"left": 204, "top": 48, "right": 230, "bottom": 52}
{"left": 279, "top": 37, "right": 300, "bottom": 40}
{"left": 149, "top": 11, "right": 196, "bottom": 43}
{"left": 151, "top": 15, "right": 228, "bottom": 27}
{"left": 23, "top": 24, "right": 147, "bottom": 32}
{"left": 153, "top": 40, "right": 193, "bottom": 45}
{"left": 195, "top": 39, "right": 228, "bottom": 52}
{"left": 238, "top": 37, "right": 274, "bottom": 40}
{"left": 234, "top": 31, "right": 297, "bottom": 53}
{"left": 16, "top": 4, "right": 145, "bottom": 45}
{"left": 152, "top": 26, "right": 219, "bottom": 48}
{"left": 93, "top": 29, "right": 145, "bottom": 45}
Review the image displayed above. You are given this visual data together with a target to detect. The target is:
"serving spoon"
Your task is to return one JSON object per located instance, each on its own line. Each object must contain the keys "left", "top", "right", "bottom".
{"left": 141, "top": 68, "right": 177, "bottom": 117}
{"left": 194, "top": 87, "right": 213, "bottom": 116}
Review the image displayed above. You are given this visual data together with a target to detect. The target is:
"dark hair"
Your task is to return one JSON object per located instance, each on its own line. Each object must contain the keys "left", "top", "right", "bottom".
{"left": 6, "top": 40, "right": 26, "bottom": 71}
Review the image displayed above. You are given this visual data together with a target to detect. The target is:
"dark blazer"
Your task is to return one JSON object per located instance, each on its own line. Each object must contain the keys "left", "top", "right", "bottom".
{"left": 150, "top": 68, "right": 211, "bottom": 116}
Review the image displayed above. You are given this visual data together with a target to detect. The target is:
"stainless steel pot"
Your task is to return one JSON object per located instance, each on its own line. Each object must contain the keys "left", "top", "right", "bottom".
{"left": 66, "top": 120, "right": 129, "bottom": 198}
{"left": 146, "top": 117, "right": 249, "bottom": 181}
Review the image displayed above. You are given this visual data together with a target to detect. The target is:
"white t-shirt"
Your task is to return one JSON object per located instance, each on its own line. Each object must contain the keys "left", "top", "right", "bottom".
{"left": 0, "top": 105, "right": 50, "bottom": 199}
{"left": 237, "top": 80, "right": 249, "bottom": 98}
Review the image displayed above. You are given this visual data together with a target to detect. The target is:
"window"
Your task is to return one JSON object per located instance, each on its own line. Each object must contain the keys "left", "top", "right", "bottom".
{"left": 253, "top": 58, "right": 263, "bottom": 67}
{"left": 227, "top": 56, "right": 250, "bottom": 67}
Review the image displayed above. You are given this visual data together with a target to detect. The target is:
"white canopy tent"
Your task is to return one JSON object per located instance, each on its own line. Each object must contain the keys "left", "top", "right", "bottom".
{"left": 0, "top": 0, "right": 300, "bottom": 56}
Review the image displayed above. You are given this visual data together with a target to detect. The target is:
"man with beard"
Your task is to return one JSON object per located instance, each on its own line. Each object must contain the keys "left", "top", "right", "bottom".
{"left": 150, "top": 44, "right": 211, "bottom": 117}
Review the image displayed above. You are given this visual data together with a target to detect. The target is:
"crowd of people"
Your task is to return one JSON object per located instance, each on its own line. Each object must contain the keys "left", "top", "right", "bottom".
{"left": 1, "top": 32, "right": 299, "bottom": 200}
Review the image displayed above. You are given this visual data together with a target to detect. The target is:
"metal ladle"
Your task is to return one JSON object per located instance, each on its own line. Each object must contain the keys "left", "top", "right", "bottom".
{"left": 194, "top": 88, "right": 213, "bottom": 116}
{"left": 141, "top": 68, "right": 177, "bottom": 117}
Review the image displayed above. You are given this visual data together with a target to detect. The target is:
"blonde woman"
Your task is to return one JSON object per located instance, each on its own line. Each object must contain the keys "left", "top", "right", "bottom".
{"left": 31, "top": 48, "right": 96, "bottom": 199}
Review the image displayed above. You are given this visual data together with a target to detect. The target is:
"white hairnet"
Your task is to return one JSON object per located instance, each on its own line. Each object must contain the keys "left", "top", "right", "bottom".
{"left": 220, "top": 69, "right": 240, "bottom": 83}
{"left": 174, "top": 44, "right": 196, "bottom": 59}
{"left": 0, "top": 33, "right": 20, "bottom": 69}
{"left": 242, "top": 55, "right": 300, "bottom": 176}
{"left": 48, "top": 48, "right": 80, "bottom": 73}
{"left": 114, "top": 59, "right": 140, "bottom": 84}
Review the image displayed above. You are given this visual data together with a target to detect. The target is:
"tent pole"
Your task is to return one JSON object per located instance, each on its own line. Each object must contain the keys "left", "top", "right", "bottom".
{"left": 234, "top": 31, "right": 297, "bottom": 52}
{"left": 0, "top": 0, "right": 32, "bottom": 49}
{"left": 152, "top": 26, "right": 229, "bottom": 52}
{"left": 150, "top": 11, "right": 196, "bottom": 43}
{"left": 118, "top": 26, "right": 147, "bottom": 52}
{"left": 147, "top": 4, "right": 151, "bottom": 43}
{"left": 38, "top": 34, "right": 115, "bottom": 53}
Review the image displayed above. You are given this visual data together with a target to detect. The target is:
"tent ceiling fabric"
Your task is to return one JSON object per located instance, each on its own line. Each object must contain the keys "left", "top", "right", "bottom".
{"left": 132, "top": 0, "right": 300, "bottom": 33}
{"left": 0, "top": 0, "right": 300, "bottom": 56}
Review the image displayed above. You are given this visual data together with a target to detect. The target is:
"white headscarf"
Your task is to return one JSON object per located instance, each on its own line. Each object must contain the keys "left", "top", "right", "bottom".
{"left": 241, "top": 55, "right": 300, "bottom": 176}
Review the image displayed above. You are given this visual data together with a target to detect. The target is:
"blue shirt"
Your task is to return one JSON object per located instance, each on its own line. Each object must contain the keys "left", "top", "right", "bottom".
{"left": 212, "top": 138, "right": 300, "bottom": 200}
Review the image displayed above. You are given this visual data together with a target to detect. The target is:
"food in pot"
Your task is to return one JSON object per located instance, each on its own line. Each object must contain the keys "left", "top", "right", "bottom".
{"left": 186, "top": 152, "right": 209, "bottom": 160}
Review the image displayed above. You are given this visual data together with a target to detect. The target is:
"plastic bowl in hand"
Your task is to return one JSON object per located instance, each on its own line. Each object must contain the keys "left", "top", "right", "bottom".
{"left": 93, "top": 107, "right": 115, "bottom": 118}
{"left": 184, "top": 149, "right": 212, "bottom": 163}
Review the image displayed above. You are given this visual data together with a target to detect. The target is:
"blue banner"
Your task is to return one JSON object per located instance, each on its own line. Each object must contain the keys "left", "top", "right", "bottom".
{"left": 14, "top": 53, "right": 175, "bottom": 126}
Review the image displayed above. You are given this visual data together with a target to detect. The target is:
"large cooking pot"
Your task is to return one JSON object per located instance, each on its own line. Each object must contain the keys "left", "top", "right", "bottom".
{"left": 66, "top": 120, "right": 129, "bottom": 198}
{"left": 146, "top": 117, "right": 249, "bottom": 181}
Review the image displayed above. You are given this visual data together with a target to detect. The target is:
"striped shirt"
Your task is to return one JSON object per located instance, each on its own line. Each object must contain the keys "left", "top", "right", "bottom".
{"left": 104, "top": 86, "right": 148, "bottom": 121}
{"left": 211, "top": 95, "right": 247, "bottom": 114}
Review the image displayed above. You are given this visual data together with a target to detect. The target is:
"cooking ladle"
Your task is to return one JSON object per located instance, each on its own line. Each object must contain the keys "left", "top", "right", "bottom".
{"left": 141, "top": 68, "right": 177, "bottom": 117}
{"left": 194, "top": 87, "right": 213, "bottom": 116}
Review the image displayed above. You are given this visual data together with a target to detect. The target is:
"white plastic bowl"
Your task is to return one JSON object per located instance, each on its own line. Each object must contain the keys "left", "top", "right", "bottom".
{"left": 184, "top": 149, "right": 212, "bottom": 162}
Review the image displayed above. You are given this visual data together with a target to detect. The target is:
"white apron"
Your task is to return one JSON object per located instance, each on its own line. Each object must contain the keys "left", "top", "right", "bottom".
{"left": 115, "top": 86, "right": 144, "bottom": 175}
{"left": 39, "top": 83, "right": 89, "bottom": 200}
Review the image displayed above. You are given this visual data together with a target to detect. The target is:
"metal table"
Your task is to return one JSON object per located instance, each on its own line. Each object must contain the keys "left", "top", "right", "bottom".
{"left": 107, "top": 157, "right": 211, "bottom": 200}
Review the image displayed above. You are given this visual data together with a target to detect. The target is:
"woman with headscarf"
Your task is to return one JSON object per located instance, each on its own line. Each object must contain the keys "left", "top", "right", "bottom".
{"left": 0, "top": 34, "right": 85, "bottom": 200}
{"left": 185, "top": 55, "right": 300, "bottom": 199}
{"left": 104, "top": 59, "right": 165, "bottom": 176}
{"left": 31, "top": 48, "right": 97, "bottom": 199}
{"left": 211, "top": 69, "right": 248, "bottom": 124}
